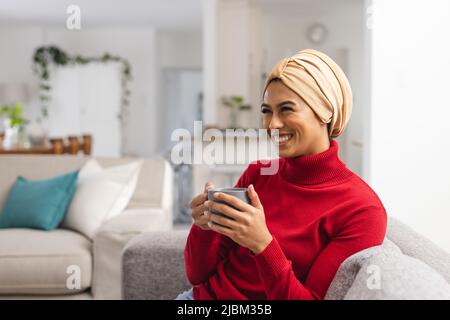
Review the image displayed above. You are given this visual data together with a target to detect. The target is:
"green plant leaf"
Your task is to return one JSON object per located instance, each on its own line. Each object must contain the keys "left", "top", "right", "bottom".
{"left": 232, "top": 96, "right": 244, "bottom": 105}
{"left": 239, "top": 104, "right": 252, "bottom": 111}
{"left": 1, "top": 104, "right": 9, "bottom": 115}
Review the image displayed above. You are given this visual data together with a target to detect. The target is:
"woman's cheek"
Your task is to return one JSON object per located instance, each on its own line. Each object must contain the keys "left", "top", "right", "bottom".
{"left": 262, "top": 116, "right": 270, "bottom": 129}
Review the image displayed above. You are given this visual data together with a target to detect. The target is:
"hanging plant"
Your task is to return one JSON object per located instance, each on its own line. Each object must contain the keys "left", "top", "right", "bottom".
{"left": 32, "top": 45, "right": 132, "bottom": 128}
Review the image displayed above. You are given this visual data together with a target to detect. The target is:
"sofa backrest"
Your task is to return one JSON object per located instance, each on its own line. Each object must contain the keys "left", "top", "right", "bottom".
{"left": 0, "top": 155, "right": 172, "bottom": 210}
{"left": 386, "top": 216, "right": 450, "bottom": 283}
{"left": 325, "top": 217, "right": 450, "bottom": 299}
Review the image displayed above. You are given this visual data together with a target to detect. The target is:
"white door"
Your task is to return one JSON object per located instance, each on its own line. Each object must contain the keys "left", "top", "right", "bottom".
{"left": 162, "top": 68, "right": 203, "bottom": 148}
{"left": 48, "top": 63, "right": 122, "bottom": 157}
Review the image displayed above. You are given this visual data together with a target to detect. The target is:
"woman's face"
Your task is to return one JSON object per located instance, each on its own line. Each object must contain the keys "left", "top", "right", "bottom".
{"left": 262, "top": 80, "right": 330, "bottom": 158}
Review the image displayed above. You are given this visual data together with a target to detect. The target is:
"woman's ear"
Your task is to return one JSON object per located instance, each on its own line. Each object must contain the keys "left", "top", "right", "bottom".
{"left": 326, "top": 122, "right": 332, "bottom": 135}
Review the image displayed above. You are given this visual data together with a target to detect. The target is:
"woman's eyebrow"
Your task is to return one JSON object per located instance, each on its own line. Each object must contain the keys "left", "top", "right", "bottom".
{"left": 277, "top": 100, "right": 296, "bottom": 107}
{"left": 261, "top": 100, "right": 296, "bottom": 109}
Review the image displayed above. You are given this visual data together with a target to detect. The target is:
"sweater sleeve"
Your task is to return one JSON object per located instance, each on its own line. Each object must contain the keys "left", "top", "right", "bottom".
{"left": 252, "top": 205, "right": 387, "bottom": 300}
{"left": 184, "top": 225, "right": 235, "bottom": 285}
{"left": 184, "top": 167, "right": 250, "bottom": 285}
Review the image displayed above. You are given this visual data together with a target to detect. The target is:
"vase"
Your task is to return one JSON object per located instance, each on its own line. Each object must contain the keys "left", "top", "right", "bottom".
{"left": 2, "top": 118, "right": 19, "bottom": 149}
{"left": 229, "top": 108, "right": 238, "bottom": 129}
{"left": 27, "top": 121, "right": 47, "bottom": 147}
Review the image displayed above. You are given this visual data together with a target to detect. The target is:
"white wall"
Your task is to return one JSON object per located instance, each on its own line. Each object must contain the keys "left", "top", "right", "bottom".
{"left": 158, "top": 31, "right": 202, "bottom": 69}
{"left": 201, "top": 0, "right": 366, "bottom": 175}
{"left": 0, "top": 27, "right": 43, "bottom": 119}
{"left": 0, "top": 26, "right": 158, "bottom": 157}
{"left": 202, "top": 0, "right": 219, "bottom": 127}
{"left": 369, "top": 0, "right": 450, "bottom": 252}
{"left": 0, "top": 28, "right": 42, "bottom": 83}
{"left": 156, "top": 30, "right": 202, "bottom": 153}
{"left": 202, "top": 0, "right": 254, "bottom": 129}
{"left": 260, "top": 0, "right": 366, "bottom": 176}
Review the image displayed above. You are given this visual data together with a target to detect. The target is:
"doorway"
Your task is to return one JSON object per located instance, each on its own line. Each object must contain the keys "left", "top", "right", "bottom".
{"left": 161, "top": 68, "right": 203, "bottom": 223}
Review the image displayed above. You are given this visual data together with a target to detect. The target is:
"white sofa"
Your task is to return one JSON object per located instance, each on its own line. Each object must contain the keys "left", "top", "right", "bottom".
{"left": 0, "top": 155, "right": 173, "bottom": 299}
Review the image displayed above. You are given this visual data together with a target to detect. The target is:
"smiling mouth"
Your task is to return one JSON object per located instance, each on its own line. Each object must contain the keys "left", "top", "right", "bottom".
{"left": 271, "top": 133, "right": 294, "bottom": 146}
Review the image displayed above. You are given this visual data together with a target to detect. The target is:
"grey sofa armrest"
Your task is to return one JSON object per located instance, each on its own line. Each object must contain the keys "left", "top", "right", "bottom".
{"left": 387, "top": 217, "right": 450, "bottom": 283}
{"left": 122, "top": 230, "right": 191, "bottom": 300}
{"left": 326, "top": 239, "right": 450, "bottom": 300}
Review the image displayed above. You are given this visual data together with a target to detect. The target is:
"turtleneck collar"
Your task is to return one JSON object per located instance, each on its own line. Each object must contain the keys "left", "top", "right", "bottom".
{"left": 280, "top": 140, "right": 352, "bottom": 186}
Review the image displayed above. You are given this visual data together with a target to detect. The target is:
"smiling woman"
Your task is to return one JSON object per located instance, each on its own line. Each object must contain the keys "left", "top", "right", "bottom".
{"left": 182, "top": 49, "right": 387, "bottom": 300}
{"left": 261, "top": 82, "right": 331, "bottom": 157}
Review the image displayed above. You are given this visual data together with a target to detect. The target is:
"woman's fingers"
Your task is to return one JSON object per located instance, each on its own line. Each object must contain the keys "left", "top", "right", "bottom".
{"left": 188, "top": 182, "right": 216, "bottom": 230}
{"left": 208, "top": 221, "right": 233, "bottom": 238}
{"left": 208, "top": 212, "right": 240, "bottom": 230}
{"left": 248, "top": 184, "right": 263, "bottom": 209}
{"left": 192, "top": 204, "right": 207, "bottom": 219}
{"left": 196, "top": 212, "right": 210, "bottom": 225}
{"left": 189, "top": 192, "right": 207, "bottom": 209}
{"left": 204, "top": 181, "right": 214, "bottom": 192}
{"left": 204, "top": 200, "right": 247, "bottom": 222}
{"left": 192, "top": 207, "right": 210, "bottom": 230}
{"left": 212, "top": 192, "right": 255, "bottom": 213}
{"left": 189, "top": 181, "right": 215, "bottom": 209}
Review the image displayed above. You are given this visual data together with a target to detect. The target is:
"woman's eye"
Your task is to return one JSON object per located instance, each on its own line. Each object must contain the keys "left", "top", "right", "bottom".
{"left": 261, "top": 108, "right": 272, "bottom": 114}
{"left": 280, "top": 106, "right": 293, "bottom": 112}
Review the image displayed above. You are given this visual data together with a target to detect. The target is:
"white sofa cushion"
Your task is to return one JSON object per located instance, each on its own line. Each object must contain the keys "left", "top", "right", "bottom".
{"left": 0, "top": 228, "right": 92, "bottom": 295}
{"left": 62, "top": 159, "right": 143, "bottom": 239}
{"left": 92, "top": 208, "right": 171, "bottom": 299}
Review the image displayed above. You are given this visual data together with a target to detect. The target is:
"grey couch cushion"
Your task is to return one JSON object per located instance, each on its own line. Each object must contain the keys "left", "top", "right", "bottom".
{"left": 122, "top": 230, "right": 190, "bottom": 300}
{"left": 326, "top": 239, "right": 450, "bottom": 300}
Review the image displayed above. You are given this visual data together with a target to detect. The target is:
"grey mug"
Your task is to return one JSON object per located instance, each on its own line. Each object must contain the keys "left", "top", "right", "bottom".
{"left": 207, "top": 187, "right": 250, "bottom": 216}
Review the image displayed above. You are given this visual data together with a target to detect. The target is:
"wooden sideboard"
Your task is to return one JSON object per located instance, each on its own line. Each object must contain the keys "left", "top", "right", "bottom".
{"left": 0, "top": 134, "right": 92, "bottom": 155}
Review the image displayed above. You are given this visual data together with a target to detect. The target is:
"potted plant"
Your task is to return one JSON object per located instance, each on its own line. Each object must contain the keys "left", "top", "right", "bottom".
{"left": 221, "top": 95, "right": 252, "bottom": 129}
{"left": 0, "top": 102, "right": 28, "bottom": 148}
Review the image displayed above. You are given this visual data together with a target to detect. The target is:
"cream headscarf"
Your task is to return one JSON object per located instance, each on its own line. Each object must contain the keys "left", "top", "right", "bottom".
{"left": 263, "top": 49, "right": 353, "bottom": 138}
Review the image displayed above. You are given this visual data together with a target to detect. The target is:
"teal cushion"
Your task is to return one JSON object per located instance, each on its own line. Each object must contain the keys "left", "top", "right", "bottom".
{"left": 0, "top": 171, "right": 79, "bottom": 230}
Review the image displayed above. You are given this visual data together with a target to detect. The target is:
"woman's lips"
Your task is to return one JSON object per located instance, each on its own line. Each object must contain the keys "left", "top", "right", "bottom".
{"left": 271, "top": 133, "right": 294, "bottom": 147}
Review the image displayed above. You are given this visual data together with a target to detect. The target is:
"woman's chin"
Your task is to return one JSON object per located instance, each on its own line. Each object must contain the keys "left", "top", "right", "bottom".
{"left": 278, "top": 146, "right": 294, "bottom": 158}
{"left": 278, "top": 143, "right": 304, "bottom": 158}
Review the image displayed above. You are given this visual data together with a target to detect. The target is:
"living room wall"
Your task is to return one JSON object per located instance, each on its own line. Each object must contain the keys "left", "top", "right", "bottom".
{"left": 368, "top": 0, "right": 450, "bottom": 252}
{"left": 0, "top": 26, "right": 159, "bottom": 157}
{"left": 201, "top": 0, "right": 366, "bottom": 177}
{"left": 260, "top": 0, "right": 366, "bottom": 176}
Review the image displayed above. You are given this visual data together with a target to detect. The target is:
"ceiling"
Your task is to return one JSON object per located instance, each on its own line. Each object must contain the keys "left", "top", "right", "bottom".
{"left": 0, "top": 0, "right": 361, "bottom": 29}
{"left": 0, "top": 0, "right": 202, "bottom": 29}
{"left": 257, "top": 0, "right": 362, "bottom": 16}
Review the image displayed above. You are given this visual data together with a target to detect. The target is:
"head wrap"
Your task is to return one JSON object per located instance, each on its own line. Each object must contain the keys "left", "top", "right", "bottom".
{"left": 263, "top": 49, "right": 352, "bottom": 138}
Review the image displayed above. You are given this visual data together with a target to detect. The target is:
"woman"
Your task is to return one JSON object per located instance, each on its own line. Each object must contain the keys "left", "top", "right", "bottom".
{"left": 178, "top": 49, "right": 387, "bottom": 300}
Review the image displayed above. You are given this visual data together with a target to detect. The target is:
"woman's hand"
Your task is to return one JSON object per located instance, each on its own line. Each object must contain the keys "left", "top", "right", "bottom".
{"left": 205, "top": 184, "right": 273, "bottom": 255}
{"left": 189, "top": 181, "right": 215, "bottom": 230}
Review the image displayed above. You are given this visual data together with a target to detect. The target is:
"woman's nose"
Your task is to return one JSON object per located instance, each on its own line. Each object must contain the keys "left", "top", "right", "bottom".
{"left": 269, "top": 114, "right": 283, "bottom": 130}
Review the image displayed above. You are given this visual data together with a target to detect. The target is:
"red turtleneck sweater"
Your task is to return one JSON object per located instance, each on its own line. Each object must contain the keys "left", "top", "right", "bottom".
{"left": 184, "top": 140, "right": 387, "bottom": 300}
